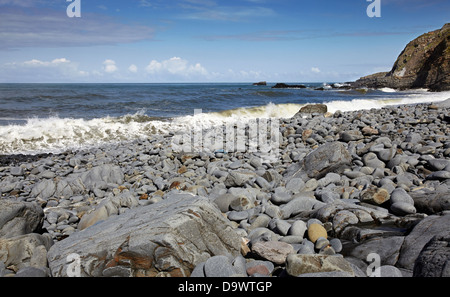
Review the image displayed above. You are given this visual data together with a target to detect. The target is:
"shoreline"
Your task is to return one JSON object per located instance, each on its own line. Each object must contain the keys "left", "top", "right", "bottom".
{"left": 1, "top": 99, "right": 449, "bottom": 277}
{"left": 1, "top": 88, "right": 450, "bottom": 157}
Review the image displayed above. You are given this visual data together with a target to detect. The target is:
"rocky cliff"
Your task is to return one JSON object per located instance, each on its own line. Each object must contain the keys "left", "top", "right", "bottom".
{"left": 352, "top": 23, "right": 450, "bottom": 91}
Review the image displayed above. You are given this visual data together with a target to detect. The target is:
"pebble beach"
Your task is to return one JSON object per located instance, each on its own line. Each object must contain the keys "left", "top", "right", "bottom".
{"left": 1, "top": 98, "right": 449, "bottom": 277}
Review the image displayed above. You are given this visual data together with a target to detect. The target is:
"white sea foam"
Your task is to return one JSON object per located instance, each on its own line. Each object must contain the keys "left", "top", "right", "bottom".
{"left": 325, "top": 89, "right": 450, "bottom": 113}
{"left": 1, "top": 90, "right": 449, "bottom": 155}
{"left": 379, "top": 87, "right": 397, "bottom": 93}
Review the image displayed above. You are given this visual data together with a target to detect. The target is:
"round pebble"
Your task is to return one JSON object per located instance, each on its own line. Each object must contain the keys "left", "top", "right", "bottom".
{"left": 307, "top": 223, "right": 327, "bottom": 243}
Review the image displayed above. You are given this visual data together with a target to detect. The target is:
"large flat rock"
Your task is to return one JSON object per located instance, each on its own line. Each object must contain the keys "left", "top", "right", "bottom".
{"left": 47, "top": 193, "right": 242, "bottom": 277}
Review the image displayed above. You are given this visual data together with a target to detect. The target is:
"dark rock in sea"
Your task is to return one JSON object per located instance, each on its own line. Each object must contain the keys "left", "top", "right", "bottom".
{"left": 351, "top": 23, "right": 450, "bottom": 91}
{"left": 272, "top": 83, "right": 307, "bottom": 89}
{"left": 253, "top": 81, "right": 267, "bottom": 86}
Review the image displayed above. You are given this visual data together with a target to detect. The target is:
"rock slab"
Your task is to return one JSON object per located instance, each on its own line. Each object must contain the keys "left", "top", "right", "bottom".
{"left": 0, "top": 199, "right": 44, "bottom": 239}
{"left": 47, "top": 193, "right": 242, "bottom": 277}
{"left": 285, "top": 254, "right": 354, "bottom": 277}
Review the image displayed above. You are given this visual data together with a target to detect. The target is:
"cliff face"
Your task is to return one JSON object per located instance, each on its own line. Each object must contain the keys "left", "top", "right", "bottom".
{"left": 352, "top": 23, "right": 450, "bottom": 91}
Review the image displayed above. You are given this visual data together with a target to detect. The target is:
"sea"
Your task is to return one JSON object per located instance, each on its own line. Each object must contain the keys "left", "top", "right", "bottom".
{"left": 1, "top": 83, "right": 449, "bottom": 155}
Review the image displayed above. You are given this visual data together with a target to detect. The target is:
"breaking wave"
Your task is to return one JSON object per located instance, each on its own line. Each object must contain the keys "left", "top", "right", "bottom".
{"left": 1, "top": 90, "right": 449, "bottom": 155}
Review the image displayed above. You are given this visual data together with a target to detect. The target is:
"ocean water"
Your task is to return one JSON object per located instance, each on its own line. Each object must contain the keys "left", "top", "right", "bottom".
{"left": 1, "top": 83, "right": 449, "bottom": 155}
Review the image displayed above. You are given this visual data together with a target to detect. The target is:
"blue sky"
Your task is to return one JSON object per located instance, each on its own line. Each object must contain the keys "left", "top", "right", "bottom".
{"left": 0, "top": 0, "right": 448, "bottom": 83}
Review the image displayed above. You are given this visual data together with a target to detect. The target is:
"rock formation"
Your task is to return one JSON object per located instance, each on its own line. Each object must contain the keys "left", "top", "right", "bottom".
{"left": 352, "top": 23, "right": 450, "bottom": 91}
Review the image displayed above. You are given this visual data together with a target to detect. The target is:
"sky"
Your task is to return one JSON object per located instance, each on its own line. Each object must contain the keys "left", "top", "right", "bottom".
{"left": 0, "top": 0, "right": 448, "bottom": 83}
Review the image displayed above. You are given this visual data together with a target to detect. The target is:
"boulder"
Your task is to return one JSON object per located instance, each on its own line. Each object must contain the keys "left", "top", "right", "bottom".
{"left": 299, "top": 104, "right": 328, "bottom": 114}
{"left": 0, "top": 233, "right": 53, "bottom": 272}
{"left": 413, "top": 235, "right": 450, "bottom": 277}
{"left": 397, "top": 213, "right": 450, "bottom": 270}
{"left": 284, "top": 142, "right": 352, "bottom": 180}
{"left": 410, "top": 191, "right": 450, "bottom": 215}
{"left": 47, "top": 193, "right": 242, "bottom": 277}
{"left": 0, "top": 199, "right": 44, "bottom": 239}
{"left": 345, "top": 236, "right": 405, "bottom": 266}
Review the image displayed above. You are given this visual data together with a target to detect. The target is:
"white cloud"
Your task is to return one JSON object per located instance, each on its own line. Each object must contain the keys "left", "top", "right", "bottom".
{"left": 311, "top": 67, "right": 321, "bottom": 73}
{"left": 0, "top": 58, "right": 89, "bottom": 82}
{"left": 128, "top": 64, "right": 138, "bottom": 73}
{"left": 103, "top": 59, "right": 118, "bottom": 73}
{"left": 145, "top": 57, "right": 209, "bottom": 80}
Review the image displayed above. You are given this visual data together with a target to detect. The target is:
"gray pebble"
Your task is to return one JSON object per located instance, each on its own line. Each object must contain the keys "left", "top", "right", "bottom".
{"left": 390, "top": 202, "right": 417, "bottom": 216}
{"left": 391, "top": 188, "right": 414, "bottom": 205}
{"left": 288, "top": 220, "right": 307, "bottom": 237}
{"left": 204, "top": 256, "right": 235, "bottom": 277}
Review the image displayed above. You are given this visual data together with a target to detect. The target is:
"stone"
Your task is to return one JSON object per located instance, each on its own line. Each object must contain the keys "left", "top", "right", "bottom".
{"left": 251, "top": 241, "right": 294, "bottom": 265}
{"left": 332, "top": 210, "right": 359, "bottom": 235}
{"left": 330, "top": 238, "right": 343, "bottom": 253}
{"left": 15, "top": 266, "right": 49, "bottom": 277}
{"left": 362, "top": 152, "right": 386, "bottom": 169}
{"left": 47, "top": 194, "right": 242, "bottom": 277}
{"left": 285, "top": 254, "right": 354, "bottom": 277}
{"left": 410, "top": 191, "right": 450, "bottom": 214}
{"left": 273, "top": 219, "right": 292, "bottom": 236}
{"left": 376, "top": 148, "right": 397, "bottom": 162}
{"left": 280, "top": 196, "right": 325, "bottom": 219}
{"left": 190, "top": 262, "right": 206, "bottom": 277}
{"left": 0, "top": 233, "right": 53, "bottom": 272}
{"left": 31, "top": 179, "right": 56, "bottom": 200}
{"left": 288, "top": 220, "right": 307, "bottom": 237}
{"left": 10, "top": 166, "right": 24, "bottom": 176}
{"left": 390, "top": 202, "right": 417, "bottom": 216}
{"left": 427, "top": 171, "right": 450, "bottom": 180}
{"left": 225, "top": 171, "right": 255, "bottom": 188}
{"left": 285, "top": 178, "right": 305, "bottom": 194}
{"left": 390, "top": 188, "right": 414, "bottom": 205}
{"left": 398, "top": 213, "right": 450, "bottom": 271}
{"left": 0, "top": 200, "right": 44, "bottom": 239}
{"left": 360, "top": 186, "right": 390, "bottom": 205}
{"left": 77, "top": 190, "right": 139, "bottom": 230}
{"left": 230, "top": 255, "right": 246, "bottom": 275}
{"left": 271, "top": 187, "right": 293, "bottom": 205}
{"left": 315, "top": 237, "right": 330, "bottom": 250}
{"left": 346, "top": 236, "right": 405, "bottom": 266}
{"left": 361, "top": 126, "right": 379, "bottom": 136}
{"left": 340, "top": 130, "right": 363, "bottom": 142}
{"left": 204, "top": 255, "right": 235, "bottom": 277}
{"left": 213, "top": 193, "right": 236, "bottom": 213}
{"left": 317, "top": 173, "right": 341, "bottom": 188}
{"left": 377, "top": 265, "right": 403, "bottom": 277}
{"left": 82, "top": 164, "right": 124, "bottom": 191}
{"left": 285, "top": 142, "right": 352, "bottom": 180}
{"left": 308, "top": 223, "right": 328, "bottom": 243}
{"left": 246, "top": 264, "right": 270, "bottom": 276}
{"left": 413, "top": 235, "right": 450, "bottom": 277}
{"left": 427, "top": 159, "right": 450, "bottom": 171}
{"left": 295, "top": 104, "right": 327, "bottom": 115}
